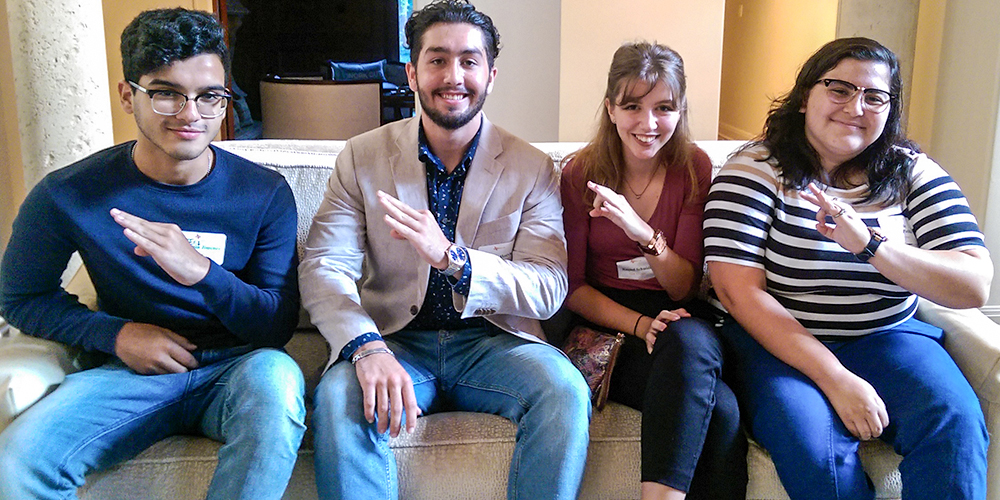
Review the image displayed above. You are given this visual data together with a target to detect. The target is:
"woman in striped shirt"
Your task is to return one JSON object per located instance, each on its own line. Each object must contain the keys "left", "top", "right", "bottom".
{"left": 704, "top": 37, "right": 992, "bottom": 500}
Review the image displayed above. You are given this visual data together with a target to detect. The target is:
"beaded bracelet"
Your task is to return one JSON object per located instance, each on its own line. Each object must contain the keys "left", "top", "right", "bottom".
{"left": 350, "top": 346, "right": 395, "bottom": 365}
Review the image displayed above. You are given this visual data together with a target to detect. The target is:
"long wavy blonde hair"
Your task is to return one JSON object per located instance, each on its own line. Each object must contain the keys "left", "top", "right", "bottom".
{"left": 566, "top": 42, "right": 698, "bottom": 206}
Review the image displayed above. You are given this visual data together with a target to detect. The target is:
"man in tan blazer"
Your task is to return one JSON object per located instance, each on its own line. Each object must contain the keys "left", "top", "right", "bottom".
{"left": 299, "top": 1, "right": 591, "bottom": 499}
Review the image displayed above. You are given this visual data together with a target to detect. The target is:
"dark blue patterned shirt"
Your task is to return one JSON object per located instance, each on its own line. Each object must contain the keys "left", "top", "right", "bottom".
{"left": 406, "top": 123, "right": 484, "bottom": 331}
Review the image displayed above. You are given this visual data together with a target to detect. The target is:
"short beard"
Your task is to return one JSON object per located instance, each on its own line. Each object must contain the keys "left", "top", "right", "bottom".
{"left": 417, "top": 87, "right": 488, "bottom": 130}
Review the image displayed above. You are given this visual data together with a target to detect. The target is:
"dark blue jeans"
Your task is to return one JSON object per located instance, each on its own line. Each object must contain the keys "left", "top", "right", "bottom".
{"left": 721, "top": 316, "right": 988, "bottom": 500}
{"left": 313, "top": 326, "right": 591, "bottom": 500}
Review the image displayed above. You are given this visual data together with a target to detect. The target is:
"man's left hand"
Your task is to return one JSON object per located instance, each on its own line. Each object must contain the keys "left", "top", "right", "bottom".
{"left": 111, "top": 208, "right": 210, "bottom": 286}
{"left": 377, "top": 191, "right": 451, "bottom": 270}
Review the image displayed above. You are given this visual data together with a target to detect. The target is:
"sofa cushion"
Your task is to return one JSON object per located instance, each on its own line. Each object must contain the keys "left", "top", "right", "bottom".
{"left": 213, "top": 139, "right": 746, "bottom": 327}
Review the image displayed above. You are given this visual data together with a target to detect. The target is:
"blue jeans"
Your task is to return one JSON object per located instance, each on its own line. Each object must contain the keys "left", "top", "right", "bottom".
{"left": 721, "top": 317, "right": 988, "bottom": 500}
{"left": 0, "top": 347, "right": 306, "bottom": 500}
{"left": 313, "top": 326, "right": 592, "bottom": 500}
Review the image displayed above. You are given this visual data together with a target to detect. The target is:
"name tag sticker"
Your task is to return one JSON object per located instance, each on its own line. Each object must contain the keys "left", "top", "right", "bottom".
{"left": 617, "top": 256, "right": 655, "bottom": 281}
{"left": 478, "top": 241, "right": 515, "bottom": 260}
{"left": 183, "top": 231, "right": 227, "bottom": 265}
{"left": 877, "top": 214, "right": 915, "bottom": 246}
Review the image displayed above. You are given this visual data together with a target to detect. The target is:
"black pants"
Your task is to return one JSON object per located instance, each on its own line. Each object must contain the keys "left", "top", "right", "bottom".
{"left": 597, "top": 288, "right": 747, "bottom": 500}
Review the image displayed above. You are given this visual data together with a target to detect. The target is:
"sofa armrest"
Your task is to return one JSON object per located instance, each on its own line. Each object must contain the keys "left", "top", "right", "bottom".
{"left": 915, "top": 298, "right": 1000, "bottom": 500}
{"left": 0, "top": 334, "right": 94, "bottom": 433}
{"left": 0, "top": 266, "right": 103, "bottom": 433}
{"left": 64, "top": 264, "right": 98, "bottom": 311}
{"left": 916, "top": 298, "right": 1000, "bottom": 402}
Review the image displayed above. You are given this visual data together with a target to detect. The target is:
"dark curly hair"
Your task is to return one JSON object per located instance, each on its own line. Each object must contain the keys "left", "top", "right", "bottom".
{"left": 120, "top": 8, "right": 229, "bottom": 84}
{"left": 405, "top": 0, "right": 501, "bottom": 67}
{"left": 750, "top": 37, "right": 916, "bottom": 205}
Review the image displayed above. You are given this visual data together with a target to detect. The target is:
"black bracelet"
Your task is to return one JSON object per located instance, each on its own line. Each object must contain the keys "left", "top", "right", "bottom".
{"left": 632, "top": 314, "right": 645, "bottom": 336}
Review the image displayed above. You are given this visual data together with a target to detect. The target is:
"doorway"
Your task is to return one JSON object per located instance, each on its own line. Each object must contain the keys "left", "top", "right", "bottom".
{"left": 718, "top": 0, "right": 839, "bottom": 140}
{"left": 218, "top": 0, "right": 413, "bottom": 139}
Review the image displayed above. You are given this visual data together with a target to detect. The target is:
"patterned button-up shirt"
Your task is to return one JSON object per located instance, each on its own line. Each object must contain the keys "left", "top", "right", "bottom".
{"left": 406, "top": 123, "right": 485, "bottom": 331}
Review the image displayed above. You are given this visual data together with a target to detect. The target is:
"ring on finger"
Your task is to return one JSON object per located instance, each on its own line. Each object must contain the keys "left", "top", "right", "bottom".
{"left": 831, "top": 206, "right": 847, "bottom": 219}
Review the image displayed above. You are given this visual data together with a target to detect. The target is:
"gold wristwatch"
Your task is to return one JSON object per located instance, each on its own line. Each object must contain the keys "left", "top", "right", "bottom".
{"left": 639, "top": 229, "right": 667, "bottom": 256}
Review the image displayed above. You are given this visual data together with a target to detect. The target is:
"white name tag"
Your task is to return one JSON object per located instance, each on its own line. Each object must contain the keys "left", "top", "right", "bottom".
{"left": 877, "top": 214, "right": 916, "bottom": 246}
{"left": 617, "top": 256, "right": 655, "bottom": 280}
{"left": 183, "top": 231, "right": 227, "bottom": 265}
{"left": 478, "top": 241, "right": 515, "bottom": 260}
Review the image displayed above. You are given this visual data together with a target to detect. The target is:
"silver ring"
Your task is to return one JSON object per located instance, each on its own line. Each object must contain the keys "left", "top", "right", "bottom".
{"left": 831, "top": 207, "right": 847, "bottom": 219}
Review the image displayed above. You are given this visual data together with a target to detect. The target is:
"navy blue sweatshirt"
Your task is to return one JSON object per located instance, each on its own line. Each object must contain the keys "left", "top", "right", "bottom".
{"left": 0, "top": 142, "right": 299, "bottom": 354}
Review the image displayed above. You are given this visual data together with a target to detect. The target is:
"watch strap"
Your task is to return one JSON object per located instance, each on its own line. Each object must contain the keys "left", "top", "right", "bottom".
{"left": 855, "top": 227, "right": 886, "bottom": 262}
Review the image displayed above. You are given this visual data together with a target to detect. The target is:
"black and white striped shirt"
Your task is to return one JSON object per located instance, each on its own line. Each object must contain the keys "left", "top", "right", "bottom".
{"left": 703, "top": 145, "right": 986, "bottom": 336}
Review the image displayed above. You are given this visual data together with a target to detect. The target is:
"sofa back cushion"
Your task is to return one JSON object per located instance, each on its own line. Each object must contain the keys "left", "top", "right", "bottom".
{"left": 215, "top": 139, "right": 746, "bottom": 252}
{"left": 216, "top": 140, "right": 345, "bottom": 263}
{"left": 213, "top": 139, "right": 747, "bottom": 329}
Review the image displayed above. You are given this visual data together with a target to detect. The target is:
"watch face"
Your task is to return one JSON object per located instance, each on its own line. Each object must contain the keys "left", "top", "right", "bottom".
{"left": 654, "top": 235, "right": 667, "bottom": 255}
{"left": 449, "top": 246, "right": 462, "bottom": 261}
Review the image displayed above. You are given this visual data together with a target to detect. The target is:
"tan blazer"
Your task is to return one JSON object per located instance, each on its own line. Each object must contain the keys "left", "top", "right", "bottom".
{"left": 299, "top": 115, "right": 568, "bottom": 360}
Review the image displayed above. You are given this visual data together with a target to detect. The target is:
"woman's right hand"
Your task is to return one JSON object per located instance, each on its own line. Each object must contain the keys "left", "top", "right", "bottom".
{"left": 643, "top": 308, "right": 690, "bottom": 353}
{"left": 822, "top": 369, "right": 889, "bottom": 440}
{"left": 587, "top": 181, "right": 654, "bottom": 244}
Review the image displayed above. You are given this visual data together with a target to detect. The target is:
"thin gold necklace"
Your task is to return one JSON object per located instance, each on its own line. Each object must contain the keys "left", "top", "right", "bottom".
{"left": 624, "top": 166, "right": 660, "bottom": 199}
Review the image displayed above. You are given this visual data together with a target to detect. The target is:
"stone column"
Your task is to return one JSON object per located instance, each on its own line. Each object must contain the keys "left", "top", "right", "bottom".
{"left": 7, "top": 0, "right": 114, "bottom": 189}
{"left": 836, "top": 0, "right": 920, "bottom": 121}
{"left": 5, "top": 0, "right": 113, "bottom": 309}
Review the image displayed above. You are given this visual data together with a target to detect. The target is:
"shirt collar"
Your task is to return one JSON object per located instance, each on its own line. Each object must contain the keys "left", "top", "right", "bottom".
{"left": 418, "top": 121, "right": 484, "bottom": 176}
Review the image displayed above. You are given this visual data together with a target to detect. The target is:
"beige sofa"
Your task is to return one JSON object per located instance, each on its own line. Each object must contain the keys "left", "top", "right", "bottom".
{"left": 2, "top": 138, "right": 1000, "bottom": 500}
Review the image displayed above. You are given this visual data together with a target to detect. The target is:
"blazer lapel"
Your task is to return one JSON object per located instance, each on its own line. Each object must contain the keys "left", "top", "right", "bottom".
{"left": 389, "top": 118, "right": 429, "bottom": 211}
{"left": 455, "top": 116, "right": 504, "bottom": 247}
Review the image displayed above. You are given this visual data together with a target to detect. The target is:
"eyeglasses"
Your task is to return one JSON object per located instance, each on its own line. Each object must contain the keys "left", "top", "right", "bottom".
{"left": 814, "top": 78, "right": 896, "bottom": 113}
{"left": 128, "top": 81, "right": 231, "bottom": 119}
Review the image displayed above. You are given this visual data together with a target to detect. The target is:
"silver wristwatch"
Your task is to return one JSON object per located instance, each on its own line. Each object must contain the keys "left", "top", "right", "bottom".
{"left": 440, "top": 244, "right": 467, "bottom": 276}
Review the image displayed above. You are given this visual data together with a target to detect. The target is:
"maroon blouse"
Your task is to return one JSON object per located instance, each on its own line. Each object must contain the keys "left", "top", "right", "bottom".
{"left": 560, "top": 146, "right": 713, "bottom": 296}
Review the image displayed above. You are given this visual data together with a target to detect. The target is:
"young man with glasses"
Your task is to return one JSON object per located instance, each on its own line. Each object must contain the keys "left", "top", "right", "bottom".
{"left": 0, "top": 8, "right": 304, "bottom": 500}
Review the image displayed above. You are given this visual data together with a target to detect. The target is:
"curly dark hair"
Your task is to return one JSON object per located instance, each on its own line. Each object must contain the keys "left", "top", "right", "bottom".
{"left": 750, "top": 37, "right": 916, "bottom": 205}
{"left": 405, "top": 0, "right": 501, "bottom": 67}
{"left": 120, "top": 8, "right": 228, "bottom": 84}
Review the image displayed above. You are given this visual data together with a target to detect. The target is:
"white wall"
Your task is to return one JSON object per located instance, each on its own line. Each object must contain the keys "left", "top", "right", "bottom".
{"left": 923, "top": 0, "right": 1000, "bottom": 314}
{"left": 718, "top": 0, "right": 838, "bottom": 140}
{"left": 558, "top": 0, "right": 725, "bottom": 142}
{"left": 414, "top": 0, "right": 561, "bottom": 142}
{"left": 837, "top": 0, "right": 920, "bottom": 121}
{"left": 405, "top": 1, "right": 728, "bottom": 143}
{"left": 924, "top": 0, "right": 1000, "bottom": 223}
{"left": 0, "top": 0, "right": 23, "bottom": 261}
